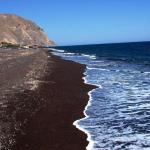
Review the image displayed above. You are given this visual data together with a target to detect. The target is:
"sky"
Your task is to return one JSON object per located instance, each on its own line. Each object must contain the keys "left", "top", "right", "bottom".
{"left": 1, "top": 0, "right": 150, "bottom": 45}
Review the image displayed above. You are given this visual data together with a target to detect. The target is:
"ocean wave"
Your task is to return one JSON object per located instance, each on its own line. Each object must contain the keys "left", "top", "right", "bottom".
{"left": 86, "top": 66, "right": 110, "bottom": 71}
{"left": 81, "top": 54, "right": 97, "bottom": 60}
{"left": 51, "top": 47, "right": 150, "bottom": 150}
{"left": 73, "top": 88, "right": 98, "bottom": 150}
{"left": 49, "top": 48, "right": 65, "bottom": 53}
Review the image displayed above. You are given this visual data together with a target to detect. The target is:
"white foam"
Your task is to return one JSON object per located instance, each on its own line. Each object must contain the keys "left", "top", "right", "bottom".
{"left": 86, "top": 66, "right": 109, "bottom": 71}
{"left": 51, "top": 47, "right": 150, "bottom": 149}
{"left": 143, "top": 71, "right": 150, "bottom": 74}
{"left": 84, "top": 68, "right": 103, "bottom": 88}
{"left": 73, "top": 89, "right": 96, "bottom": 150}
{"left": 81, "top": 54, "right": 96, "bottom": 60}
{"left": 63, "top": 52, "right": 76, "bottom": 55}
{"left": 49, "top": 48, "right": 65, "bottom": 53}
{"left": 73, "top": 69, "right": 102, "bottom": 150}
{"left": 51, "top": 48, "right": 101, "bottom": 149}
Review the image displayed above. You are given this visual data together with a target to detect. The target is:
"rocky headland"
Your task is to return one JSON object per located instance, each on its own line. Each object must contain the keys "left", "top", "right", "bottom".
{"left": 0, "top": 14, "right": 55, "bottom": 47}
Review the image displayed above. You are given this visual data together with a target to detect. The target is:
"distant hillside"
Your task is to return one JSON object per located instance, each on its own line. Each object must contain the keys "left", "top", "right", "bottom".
{"left": 0, "top": 14, "right": 55, "bottom": 46}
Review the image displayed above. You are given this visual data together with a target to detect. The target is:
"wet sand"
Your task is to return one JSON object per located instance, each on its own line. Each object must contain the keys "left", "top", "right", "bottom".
{"left": 0, "top": 48, "right": 95, "bottom": 150}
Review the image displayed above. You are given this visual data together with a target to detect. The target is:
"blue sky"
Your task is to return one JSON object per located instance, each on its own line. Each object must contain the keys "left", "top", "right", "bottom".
{"left": 1, "top": 0, "right": 150, "bottom": 45}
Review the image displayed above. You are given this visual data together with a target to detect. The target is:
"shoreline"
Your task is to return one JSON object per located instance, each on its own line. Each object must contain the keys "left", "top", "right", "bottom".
{"left": 52, "top": 50, "right": 100, "bottom": 150}
{"left": 74, "top": 66, "right": 101, "bottom": 150}
{"left": 2, "top": 48, "right": 96, "bottom": 150}
{"left": 73, "top": 89, "right": 96, "bottom": 150}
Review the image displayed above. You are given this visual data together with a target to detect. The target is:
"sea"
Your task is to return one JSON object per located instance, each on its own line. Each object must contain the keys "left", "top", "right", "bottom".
{"left": 50, "top": 41, "right": 150, "bottom": 150}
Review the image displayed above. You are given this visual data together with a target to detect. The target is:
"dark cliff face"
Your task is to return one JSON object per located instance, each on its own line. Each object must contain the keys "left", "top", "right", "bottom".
{"left": 0, "top": 14, "right": 55, "bottom": 46}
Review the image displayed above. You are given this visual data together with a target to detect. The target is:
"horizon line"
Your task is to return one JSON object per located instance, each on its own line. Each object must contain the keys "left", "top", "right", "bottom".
{"left": 54, "top": 40, "right": 150, "bottom": 47}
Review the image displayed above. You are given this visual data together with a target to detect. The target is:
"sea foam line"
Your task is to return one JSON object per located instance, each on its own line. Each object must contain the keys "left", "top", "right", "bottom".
{"left": 73, "top": 68, "right": 102, "bottom": 150}
{"left": 50, "top": 48, "right": 99, "bottom": 149}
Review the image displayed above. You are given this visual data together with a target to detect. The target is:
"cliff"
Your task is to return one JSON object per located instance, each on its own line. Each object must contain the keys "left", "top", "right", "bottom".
{"left": 0, "top": 14, "right": 55, "bottom": 46}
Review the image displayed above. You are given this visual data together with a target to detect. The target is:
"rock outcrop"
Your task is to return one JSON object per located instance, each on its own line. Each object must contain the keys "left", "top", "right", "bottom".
{"left": 0, "top": 14, "right": 55, "bottom": 46}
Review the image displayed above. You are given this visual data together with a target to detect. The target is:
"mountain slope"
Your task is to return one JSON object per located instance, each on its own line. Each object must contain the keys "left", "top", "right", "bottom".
{"left": 0, "top": 14, "right": 55, "bottom": 46}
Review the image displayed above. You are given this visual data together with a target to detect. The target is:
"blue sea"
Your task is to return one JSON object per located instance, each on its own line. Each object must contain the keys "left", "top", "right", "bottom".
{"left": 51, "top": 42, "right": 150, "bottom": 150}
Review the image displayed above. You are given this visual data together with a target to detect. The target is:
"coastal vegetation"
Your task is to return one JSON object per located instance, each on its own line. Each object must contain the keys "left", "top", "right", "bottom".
{"left": 0, "top": 42, "right": 20, "bottom": 48}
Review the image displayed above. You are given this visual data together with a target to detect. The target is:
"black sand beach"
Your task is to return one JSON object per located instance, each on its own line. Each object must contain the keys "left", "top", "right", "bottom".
{"left": 0, "top": 48, "right": 95, "bottom": 150}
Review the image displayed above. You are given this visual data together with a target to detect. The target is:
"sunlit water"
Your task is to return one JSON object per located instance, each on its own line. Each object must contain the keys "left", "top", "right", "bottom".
{"left": 51, "top": 43, "right": 150, "bottom": 150}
